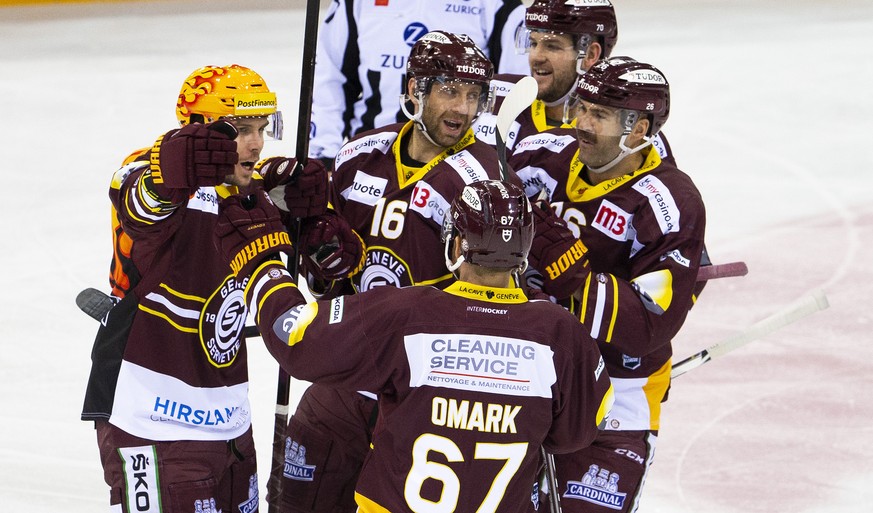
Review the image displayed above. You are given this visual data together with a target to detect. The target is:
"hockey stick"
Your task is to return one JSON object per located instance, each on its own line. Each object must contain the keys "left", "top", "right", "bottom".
{"left": 492, "top": 74, "right": 564, "bottom": 513}
{"left": 495, "top": 75, "right": 538, "bottom": 180}
{"left": 671, "top": 289, "right": 830, "bottom": 379}
{"left": 263, "top": 1, "right": 321, "bottom": 511}
{"left": 697, "top": 261, "right": 748, "bottom": 282}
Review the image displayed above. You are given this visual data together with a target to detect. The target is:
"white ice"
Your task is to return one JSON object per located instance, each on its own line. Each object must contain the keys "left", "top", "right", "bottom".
{"left": 1, "top": 0, "right": 871, "bottom": 511}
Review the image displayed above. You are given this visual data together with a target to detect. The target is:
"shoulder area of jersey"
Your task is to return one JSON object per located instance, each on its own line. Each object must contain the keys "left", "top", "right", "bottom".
{"left": 489, "top": 73, "right": 527, "bottom": 97}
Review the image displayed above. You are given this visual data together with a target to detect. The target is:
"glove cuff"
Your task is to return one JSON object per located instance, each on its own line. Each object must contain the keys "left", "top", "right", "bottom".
{"left": 229, "top": 230, "right": 293, "bottom": 277}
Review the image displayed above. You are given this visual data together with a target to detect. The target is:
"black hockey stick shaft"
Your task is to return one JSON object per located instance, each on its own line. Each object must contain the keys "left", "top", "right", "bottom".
{"left": 266, "top": 1, "right": 321, "bottom": 511}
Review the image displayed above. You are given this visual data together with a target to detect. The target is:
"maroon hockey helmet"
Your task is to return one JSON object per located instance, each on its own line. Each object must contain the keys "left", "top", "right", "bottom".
{"left": 572, "top": 56, "right": 670, "bottom": 137}
{"left": 442, "top": 180, "right": 534, "bottom": 271}
{"left": 523, "top": 0, "right": 618, "bottom": 58}
{"left": 407, "top": 31, "right": 494, "bottom": 87}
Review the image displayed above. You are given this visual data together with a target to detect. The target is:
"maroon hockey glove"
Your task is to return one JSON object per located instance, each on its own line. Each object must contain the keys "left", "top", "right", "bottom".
{"left": 528, "top": 202, "right": 590, "bottom": 299}
{"left": 149, "top": 120, "right": 239, "bottom": 203}
{"left": 299, "top": 211, "right": 365, "bottom": 281}
{"left": 214, "top": 191, "right": 293, "bottom": 278}
{"left": 257, "top": 157, "right": 329, "bottom": 218}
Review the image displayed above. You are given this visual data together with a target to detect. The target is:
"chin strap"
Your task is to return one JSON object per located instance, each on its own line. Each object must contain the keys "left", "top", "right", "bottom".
{"left": 400, "top": 93, "right": 443, "bottom": 148}
{"left": 587, "top": 134, "right": 653, "bottom": 176}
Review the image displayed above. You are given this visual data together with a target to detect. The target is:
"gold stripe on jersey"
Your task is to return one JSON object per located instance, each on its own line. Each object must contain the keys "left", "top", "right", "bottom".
{"left": 287, "top": 303, "right": 318, "bottom": 347}
{"left": 392, "top": 121, "right": 476, "bottom": 189}
{"left": 417, "top": 272, "right": 454, "bottom": 288}
{"left": 597, "top": 383, "right": 615, "bottom": 427}
{"left": 565, "top": 146, "right": 663, "bottom": 203}
{"left": 137, "top": 304, "right": 199, "bottom": 334}
{"left": 354, "top": 493, "right": 390, "bottom": 513}
{"left": 215, "top": 184, "right": 240, "bottom": 199}
{"left": 604, "top": 273, "right": 619, "bottom": 343}
{"left": 530, "top": 99, "right": 574, "bottom": 133}
{"left": 644, "top": 359, "right": 671, "bottom": 430}
{"left": 444, "top": 281, "right": 527, "bottom": 304}
{"left": 631, "top": 269, "right": 674, "bottom": 315}
{"left": 159, "top": 283, "right": 207, "bottom": 303}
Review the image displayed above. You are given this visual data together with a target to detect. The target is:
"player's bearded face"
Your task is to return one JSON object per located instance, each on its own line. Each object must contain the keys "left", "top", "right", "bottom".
{"left": 528, "top": 31, "right": 578, "bottom": 103}
{"left": 421, "top": 80, "right": 483, "bottom": 147}
{"left": 572, "top": 101, "right": 627, "bottom": 168}
{"left": 225, "top": 117, "right": 268, "bottom": 187}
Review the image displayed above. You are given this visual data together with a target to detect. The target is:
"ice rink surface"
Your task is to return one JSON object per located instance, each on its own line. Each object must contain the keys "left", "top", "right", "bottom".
{"left": 2, "top": 0, "right": 871, "bottom": 511}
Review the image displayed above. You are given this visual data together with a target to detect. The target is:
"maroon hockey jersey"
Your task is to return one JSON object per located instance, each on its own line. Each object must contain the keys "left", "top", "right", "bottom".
{"left": 331, "top": 121, "right": 515, "bottom": 291}
{"left": 81, "top": 159, "right": 258, "bottom": 442}
{"left": 509, "top": 128, "right": 706, "bottom": 431}
{"left": 474, "top": 74, "right": 678, "bottom": 167}
{"left": 245, "top": 262, "right": 614, "bottom": 513}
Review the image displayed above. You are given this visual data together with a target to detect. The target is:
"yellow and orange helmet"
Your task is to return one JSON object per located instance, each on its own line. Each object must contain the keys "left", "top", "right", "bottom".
{"left": 176, "top": 64, "right": 283, "bottom": 139}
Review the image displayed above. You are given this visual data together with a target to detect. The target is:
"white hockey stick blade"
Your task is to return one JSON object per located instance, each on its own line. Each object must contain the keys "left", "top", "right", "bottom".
{"left": 671, "top": 289, "right": 830, "bottom": 379}
{"left": 496, "top": 75, "right": 538, "bottom": 143}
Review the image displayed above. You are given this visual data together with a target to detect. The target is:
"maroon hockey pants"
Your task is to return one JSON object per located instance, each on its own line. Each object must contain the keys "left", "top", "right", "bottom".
{"left": 95, "top": 420, "right": 259, "bottom": 513}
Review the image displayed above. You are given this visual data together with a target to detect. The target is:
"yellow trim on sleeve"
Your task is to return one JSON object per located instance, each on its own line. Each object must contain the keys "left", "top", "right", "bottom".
{"left": 257, "top": 282, "right": 299, "bottom": 327}
{"left": 287, "top": 303, "right": 319, "bottom": 347}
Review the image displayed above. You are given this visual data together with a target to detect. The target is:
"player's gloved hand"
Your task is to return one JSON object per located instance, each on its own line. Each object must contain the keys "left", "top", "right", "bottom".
{"left": 522, "top": 268, "right": 557, "bottom": 303}
{"left": 298, "top": 211, "right": 365, "bottom": 281}
{"left": 149, "top": 120, "right": 239, "bottom": 203}
{"left": 528, "top": 202, "right": 590, "bottom": 299}
{"left": 214, "top": 191, "right": 292, "bottom": 278}
{"left": 257, "top": 157, "right": 329, "bottom": 218}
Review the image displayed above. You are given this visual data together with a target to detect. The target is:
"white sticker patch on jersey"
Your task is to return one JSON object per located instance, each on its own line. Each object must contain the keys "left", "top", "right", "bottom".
{"left": 651, "top": 133, "right": 669, "bottom": 159}
{"left": 660, "top": 249, "right": 691, "bottom": 268}
{"left": 334, "top": 131, "right": 396, "bottom": 169}
{"left": 343, "top": 170, "right": 388, "bottom": 206}
{"left": 445, "top": 150, "right": 489, "bottom": 184}
{"left": 516, "top": 165, "right": 558, "bottom": 200}
{"left": 633, "top": 175, "right": 680, "bottom": 234}
{"left": 328, "top": 297, "right": 344, "bottom": 324}
{"left": 474, "top": 112, "right": 498, "bottom": 145}
{"left": 404, "top": 333, "right": 557, "bottom": 398}
{"left": 409, "top": 180, "right": 451, "bottom": 227}
{"left": 513, "top": 132, "right": 575, "bottom": 155}
{"left": 592, "top": 199, "right": 633, "bottom": 241}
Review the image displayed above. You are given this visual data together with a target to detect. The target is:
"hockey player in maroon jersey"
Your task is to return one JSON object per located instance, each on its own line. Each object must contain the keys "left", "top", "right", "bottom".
{"left": 214, "top": 179, "right": 615, "bottom": 513}
{"left": 80, "top": 65, "right": 327, "bottom": 513}
{"left": 510, "top": 57, "right": 707, "bottom": 512}
{"left": 273, "top": 31, "right": 523, "bottom": 513}
{"left": 475, "top": 0, "right": 677, "bottom": 170}
{"left": 474, "top": 0, "right": 617, "bottom": 149}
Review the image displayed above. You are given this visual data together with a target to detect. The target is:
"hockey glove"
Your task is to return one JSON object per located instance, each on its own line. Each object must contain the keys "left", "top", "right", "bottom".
{"left": 528, "top": 202, "right": 590, "bottom": 299}
{"left": 214, "top": 191, "right": 293, "bottom": 279}
{"left": 149, "top": 120, "right": 239, "bottom": 203}
{"left": 299, "top": 211, "right": 365, "bottom": 281}
{"left": 257, "top": 157, "right": 329, "bottom": 219}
